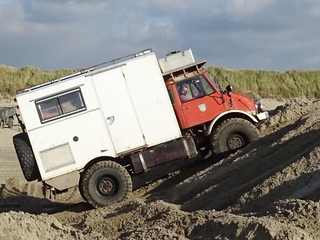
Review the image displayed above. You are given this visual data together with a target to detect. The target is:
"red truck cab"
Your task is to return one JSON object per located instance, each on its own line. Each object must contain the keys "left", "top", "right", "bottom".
{"left": 164, "top": 60, "right": 267, "bottom": 156}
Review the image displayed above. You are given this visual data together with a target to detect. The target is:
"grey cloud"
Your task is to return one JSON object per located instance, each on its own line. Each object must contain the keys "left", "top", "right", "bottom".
{"left": 1, "top": 0, "right": 320, "bottom": 71}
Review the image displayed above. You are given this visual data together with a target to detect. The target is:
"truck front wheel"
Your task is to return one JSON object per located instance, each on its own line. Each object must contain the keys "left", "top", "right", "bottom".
{"left": 210, "top": 118, "right": 258, "bottom": 158}
{"left": 80, "top": 161, "right": 132, "bottom": 208}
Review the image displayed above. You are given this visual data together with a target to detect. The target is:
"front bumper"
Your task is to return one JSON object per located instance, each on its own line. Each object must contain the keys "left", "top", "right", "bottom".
{"left": 256, "top": 111, "right": 269, "bottom": 121}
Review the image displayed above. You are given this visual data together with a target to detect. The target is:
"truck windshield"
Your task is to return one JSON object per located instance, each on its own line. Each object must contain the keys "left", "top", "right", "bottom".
{"left": 206, "top": 75, "right": 221, "bottom": 91}
{"left": 177, "top": 75, "right": 215, "bottom": 102}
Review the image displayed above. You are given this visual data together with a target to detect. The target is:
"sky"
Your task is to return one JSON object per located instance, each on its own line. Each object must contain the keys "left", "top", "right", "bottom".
{"left": 1, "top": 0, "right": 320, "bottom": 71}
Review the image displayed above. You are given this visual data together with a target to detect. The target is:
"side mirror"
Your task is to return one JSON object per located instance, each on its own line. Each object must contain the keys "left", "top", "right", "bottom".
{"left": 226, "top": 85, "right": 233, "bottom": 93}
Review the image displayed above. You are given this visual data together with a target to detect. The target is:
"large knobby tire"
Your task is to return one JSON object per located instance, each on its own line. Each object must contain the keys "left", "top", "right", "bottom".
{"left": 12, "top": 133, "right": 40, "bottom": 181}
{"left": 80, "top": 161, "right": 132, "bottom": 208}
{"left": 210, "top": 118, "right": 259, "bottom": 158}
{"left": 78, "top": 179, "right": 87, "bottom": 203}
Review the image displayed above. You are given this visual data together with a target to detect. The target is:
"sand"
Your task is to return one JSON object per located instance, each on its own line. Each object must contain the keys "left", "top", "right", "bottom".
{"left": 1, "top": 97, "right": 320, "bottom": 240}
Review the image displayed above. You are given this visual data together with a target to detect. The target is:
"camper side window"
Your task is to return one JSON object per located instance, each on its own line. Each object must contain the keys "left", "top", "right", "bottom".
{"left": 36, "top": 89, "right": 86, "bottom": 123}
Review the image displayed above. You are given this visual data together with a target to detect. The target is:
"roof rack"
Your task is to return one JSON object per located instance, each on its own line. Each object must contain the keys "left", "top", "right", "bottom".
{"left": 162, "top": 60, "right": 207, "bottom": 81}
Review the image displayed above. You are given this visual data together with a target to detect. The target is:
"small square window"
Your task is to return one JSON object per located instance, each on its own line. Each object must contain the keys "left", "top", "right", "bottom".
{"left": 36, "top": 88, "right": 86, "bottom": 123}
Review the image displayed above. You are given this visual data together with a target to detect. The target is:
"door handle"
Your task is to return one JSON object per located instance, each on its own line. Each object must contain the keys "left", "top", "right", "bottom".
{"left": 106, "top": 116, "right": 115, "bottom": 125}
{"left": 182, "top": 107, "right": 190, "bottom": 111}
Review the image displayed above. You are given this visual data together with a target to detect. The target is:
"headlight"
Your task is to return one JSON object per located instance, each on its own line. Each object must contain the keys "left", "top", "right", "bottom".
{"left": 255, "top": 100, "right": 263, "bottom": 113}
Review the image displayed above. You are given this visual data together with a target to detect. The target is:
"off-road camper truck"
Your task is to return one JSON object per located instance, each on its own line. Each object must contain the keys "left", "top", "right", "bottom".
{"left": 13, "top": 49, "right": 268, "bottom": 208}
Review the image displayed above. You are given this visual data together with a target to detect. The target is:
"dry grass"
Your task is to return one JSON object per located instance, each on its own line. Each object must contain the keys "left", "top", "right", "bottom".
{"left": 0, "top": 65, "right": 77, "bottom": 97}
{"left": 207, "top": 66, "right": 320, "bottom": 99}
{"left": 1, "top": 64, "right": 319, "bottom": 100}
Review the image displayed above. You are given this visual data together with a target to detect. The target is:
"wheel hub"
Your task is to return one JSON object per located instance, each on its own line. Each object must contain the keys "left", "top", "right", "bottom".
{"left": 98, "top": 177, "right": 115, "bottom": 196}
{"left": 228, "top": 134, "right": 244, "bottom": 150}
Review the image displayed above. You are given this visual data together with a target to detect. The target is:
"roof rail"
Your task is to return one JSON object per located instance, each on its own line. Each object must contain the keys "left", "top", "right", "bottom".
{"left": 17, "top": 48, "right": 153, "bottom": 94}
{"left": 84, "top": 48, "right": 152, "bottom": 70}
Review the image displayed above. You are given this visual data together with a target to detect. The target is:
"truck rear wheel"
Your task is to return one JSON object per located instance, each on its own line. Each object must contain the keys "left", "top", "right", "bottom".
{"left": 12, "top": 133, "right": 40, "bottom": 181}
{"left": 210, "top": 118, "right": 258, "bottom": 158}
{"left": 80, "top": 161, "right": 132, "bottom": 208}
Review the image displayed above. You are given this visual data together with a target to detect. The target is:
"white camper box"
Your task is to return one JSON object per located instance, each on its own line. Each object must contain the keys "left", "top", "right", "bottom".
{"left": 16, "top": 51, "right": 182, "bottom": 182}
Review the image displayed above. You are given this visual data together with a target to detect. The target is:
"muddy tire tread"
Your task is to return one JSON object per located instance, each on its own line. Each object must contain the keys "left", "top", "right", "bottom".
{"left": 12, "top": 133, "right": 40, "bottom": 181}
{"left": 80, "top": 161, "right": 132, "bottom": 208}
{"left": 210, "top": 118, "right": 259, "bottom": 156}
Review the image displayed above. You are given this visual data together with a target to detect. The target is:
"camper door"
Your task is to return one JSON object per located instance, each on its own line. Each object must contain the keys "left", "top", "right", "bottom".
{"left": 92, "top": 67, "right": 146, "bottom": 154}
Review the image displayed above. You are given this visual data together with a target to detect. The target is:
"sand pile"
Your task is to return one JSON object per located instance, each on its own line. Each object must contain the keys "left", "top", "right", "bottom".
{"left": 0, "top": 211, "right": 105, "bottom": 240}
{"left": 1, "top": 97, "right": 320, "bottom": 239}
